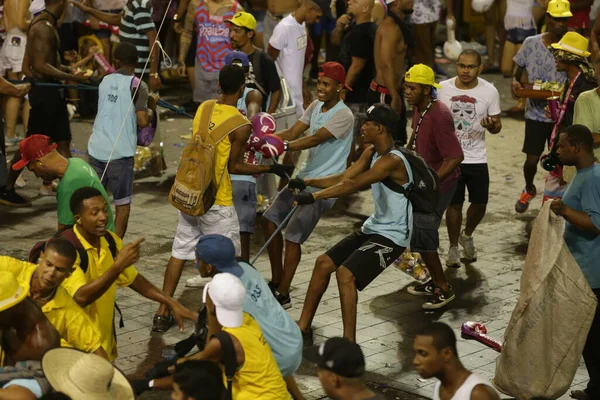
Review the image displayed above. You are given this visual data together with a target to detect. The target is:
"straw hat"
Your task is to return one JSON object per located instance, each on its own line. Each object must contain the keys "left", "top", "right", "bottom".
{"left": 0, "top": 271, "right": 28, "bottom": 312}
{"left": 42, "top": 348, "right": 134, "bottom": 400}
{"left": 551, "top": 31, "right": 591, "bottom": 58}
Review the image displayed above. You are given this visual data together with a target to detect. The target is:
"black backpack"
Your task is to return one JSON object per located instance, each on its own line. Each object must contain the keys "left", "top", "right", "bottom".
{"left": 214, "top": 331, "right": 237, "bottom": 400}
{"left": 382, "top": 146, "right": 441, "bottom": 214}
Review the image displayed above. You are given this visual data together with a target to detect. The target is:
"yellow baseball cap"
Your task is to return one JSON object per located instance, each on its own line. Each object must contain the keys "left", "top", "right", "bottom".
{"left": 405, "top": 64, "right": 441, "bottom": 89}
{"left": 0, "top": 271, "right": 28, "bottom": 313}
{"left": 551, "top": 31, "right": 591, "bottom": 57}
{"left": 547, "top": 0, "right": 572, "bottom": 18}
{"left": 225, "top": 12, "right": 257, "bottom": 31}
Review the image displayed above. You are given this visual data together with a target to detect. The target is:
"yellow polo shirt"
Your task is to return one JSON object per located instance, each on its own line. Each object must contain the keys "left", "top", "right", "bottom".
{"left": 62, "top": 227, "right": 139, "bottom": 361}
{"left": 0, "top": 256, "right": 102, "bottom": 354}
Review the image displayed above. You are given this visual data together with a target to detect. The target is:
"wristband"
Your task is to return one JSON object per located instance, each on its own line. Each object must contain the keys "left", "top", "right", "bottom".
{"left": 149, "top": 379, "right": 155, "bottom": 388}
{"left": 283, "top": 140, "right": 289, "bottom": 151}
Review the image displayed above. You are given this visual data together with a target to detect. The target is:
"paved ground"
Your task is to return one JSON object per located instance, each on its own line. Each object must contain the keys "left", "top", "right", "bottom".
{"left": 0, "top": 70, "right": 591, "bottom": 399}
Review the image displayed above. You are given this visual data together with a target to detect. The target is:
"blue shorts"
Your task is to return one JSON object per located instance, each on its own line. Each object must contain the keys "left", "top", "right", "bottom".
{"left": 506, "top": 28, "right": 537, "bottom": 44}
{"left": 262, "top": 188, "right": 335, "bottom": 244}
{"left": 232, "top": 180, "right": 257, "bottom": 233}
{"left": 89, "top": 156, "right": 134, "bottom": 205}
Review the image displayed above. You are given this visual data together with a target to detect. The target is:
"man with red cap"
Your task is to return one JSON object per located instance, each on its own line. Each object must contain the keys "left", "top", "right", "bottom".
{"left": 263, "top": 61, "right": 354, "bottom": 309}
{"left": 11, "top": 135, "right": 115, "bottom": 231}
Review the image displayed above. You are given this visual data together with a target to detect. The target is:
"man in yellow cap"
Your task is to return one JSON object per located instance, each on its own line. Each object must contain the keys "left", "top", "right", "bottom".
{"left": 0, "top": 271, "right": 61, "bottom": 366}
{"left": 403, "top": 63, "right": 464, "bottom": 310}
{"left": 512, "top": 0, "right": 571, "bottom": 213}
{"left": 226, "top": 11, "right": 283, "bottom": 114}
{"left": 544, "top": 32, "right": 598, "bottom": 200}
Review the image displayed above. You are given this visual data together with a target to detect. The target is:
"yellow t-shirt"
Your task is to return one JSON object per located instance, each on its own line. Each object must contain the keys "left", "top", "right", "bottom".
{"left": 222, "top": 313, "right": 288, "bottom": 400}
{"left": 192, "top": 102, "right": 249, "bottom": 207}
{"left": 0, "top": 256, "right": 103, "bottom": 354}
{"left": 62, "top": 227, "right": 139, "bottom": 361}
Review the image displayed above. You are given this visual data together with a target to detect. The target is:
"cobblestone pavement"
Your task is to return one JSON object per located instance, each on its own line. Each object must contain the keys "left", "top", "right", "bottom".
{"left": 0, "top": 72, "right": 590, "bottom": 399}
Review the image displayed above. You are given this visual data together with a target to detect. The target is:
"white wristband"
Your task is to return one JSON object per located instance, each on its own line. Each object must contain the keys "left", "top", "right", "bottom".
{"left": 149, "top": 379, "right": 155, "bottom": 388}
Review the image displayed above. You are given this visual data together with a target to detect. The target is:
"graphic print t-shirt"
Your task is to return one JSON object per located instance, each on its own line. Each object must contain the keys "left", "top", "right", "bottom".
{"left": 438, "top": 77, "right": 501, "bottom": 164}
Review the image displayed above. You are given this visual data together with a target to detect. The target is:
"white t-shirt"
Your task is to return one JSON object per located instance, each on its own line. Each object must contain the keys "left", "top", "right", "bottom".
{"left": 438, "top": 77, "right": 501, "bottom": 164}
{"left": 269, "top": 14, "right": 307, "bottom": 116}
{"left": 433, "top": 373, "right": 498, "bottom": 400}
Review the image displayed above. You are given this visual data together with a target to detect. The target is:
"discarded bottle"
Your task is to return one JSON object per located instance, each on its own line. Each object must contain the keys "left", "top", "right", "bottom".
{"left": 93, "top": 52, "right": 116, "bottom": 75}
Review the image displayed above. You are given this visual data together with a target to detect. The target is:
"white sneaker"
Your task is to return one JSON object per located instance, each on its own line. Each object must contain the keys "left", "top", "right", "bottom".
{"left": 446, "top": 245, "right": 461, "bottom": 268}
{"left": 15, "top": 174, "right": 27, "bottom": 188}
{"left": 459, "top": 231, "right": 477, "bottom": 261}
{"left": 185, "top": 275, "right": 212, "bottom": 288}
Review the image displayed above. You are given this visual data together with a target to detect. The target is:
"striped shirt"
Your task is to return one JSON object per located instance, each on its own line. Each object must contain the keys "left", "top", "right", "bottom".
{"left": 119, "top": 0, "right": 155, "bottom": 75}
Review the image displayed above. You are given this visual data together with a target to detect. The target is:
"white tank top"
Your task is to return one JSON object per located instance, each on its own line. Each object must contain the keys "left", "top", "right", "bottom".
{"left": 433, "top": 373, "right": 497, "bottom": 400}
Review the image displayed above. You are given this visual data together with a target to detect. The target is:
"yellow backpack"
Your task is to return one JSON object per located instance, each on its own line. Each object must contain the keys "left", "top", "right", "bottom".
{"left": 168, "top": 100, "right": 249, "bottom": 216}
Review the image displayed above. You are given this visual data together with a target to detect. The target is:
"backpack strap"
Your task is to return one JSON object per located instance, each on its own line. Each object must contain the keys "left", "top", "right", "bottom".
{"left": 103, "top": 232, "right": 124, "bottom": 329}
{"left": 214, "top": 331, "right": 237, "bottom": 400}
{"left": 58, "top": 228, "right": 90, "bottom": 273}
{"left": 195, "top": 100, "right": 218, "bottom": 142}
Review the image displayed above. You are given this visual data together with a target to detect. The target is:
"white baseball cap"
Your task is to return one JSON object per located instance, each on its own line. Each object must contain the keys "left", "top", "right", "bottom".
{"left": 203, "top": 273, "right": 246, "bottom": 328}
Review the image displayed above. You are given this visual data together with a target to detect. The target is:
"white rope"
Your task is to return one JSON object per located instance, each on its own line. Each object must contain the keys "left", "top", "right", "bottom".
{"left": 100, "top": 0, "right": 174, "bottom": 182}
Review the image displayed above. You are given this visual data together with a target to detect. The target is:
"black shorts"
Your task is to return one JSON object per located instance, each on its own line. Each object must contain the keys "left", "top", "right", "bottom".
{"left": 523, "top": 119, "right": 553, "bottom": 157}
{"left": 326, "top": 230, "right": 405, "bottom": 291}
{"left": 366, "top": 86, "right": 407, "bottom": 146}
{"left": 451, "top": 163, "right": 490, "bottom": 205}
{"left": 26, "top": 85, "right": 71, "bottom": 143}
{"left": 185, "top": 30, "right": 198, "bottom": 67}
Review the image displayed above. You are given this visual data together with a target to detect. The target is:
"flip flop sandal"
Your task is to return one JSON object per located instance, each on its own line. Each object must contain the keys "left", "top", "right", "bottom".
{"left": 152, "top": 314, "right": 175, "bottom": 333}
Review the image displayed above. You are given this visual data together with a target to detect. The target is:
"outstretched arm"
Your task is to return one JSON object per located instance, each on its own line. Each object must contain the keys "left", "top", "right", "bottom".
{"left": 303, "top": 145, "right": 375, "bottom": 189}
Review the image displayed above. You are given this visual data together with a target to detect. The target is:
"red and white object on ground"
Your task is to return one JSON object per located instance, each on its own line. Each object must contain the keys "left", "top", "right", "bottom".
{"left": 461, "top": 321, "right": 503, "bottom": 352}
{"left": 257, "top": 134, "right": 285, "bottom": 158}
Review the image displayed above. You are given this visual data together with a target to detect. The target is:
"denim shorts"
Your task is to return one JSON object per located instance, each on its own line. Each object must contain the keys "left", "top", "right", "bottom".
{"left": 89, "top": 156, "right": 134, "bottom": 205}
{"left": 410, "top": 182, "right": 457, "bottom": 253}
{"left": 506, "top": 28, "right": 537, "bottom": 44}
{"left": 232, "top": 180, "right": 257, "bottom": 233}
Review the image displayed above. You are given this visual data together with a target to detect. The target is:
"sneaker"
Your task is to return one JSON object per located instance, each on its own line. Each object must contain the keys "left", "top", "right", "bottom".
{"left": 301, "top": 327, "right": 313, "bottom": 347}
{"left": 407, "top": 279, "right": 436, "bottom": 296}
{"left": 275, "top": 290, "right": 291, "bottom": 309}
{"left": 0, "top": 188, "right": 31, "bottom": 207}
{"left": 185, "top": 275, "right": 211, "bottom": 288}
{"left": 422, "top": 286, "right": 455, "bottom": 310}
{"left": 39, "top": 181, "right": 58, "bottom": 196}
{"left": 267, "top": 281, "right": 279, "bottom": 295}
{"left": 459, "top": 231, "right": 477, "bottom": 261}
{"left": 446, "top": 245, "right": 461, "bottom": 268}
{"left": 4, "top": 136, "right": 21, "bottom": 147}
{"left": 15, "top": 174, "right": 27, "bottom": 188}
{"left": 515, "top": 186, "right": 536, "bottom": 213}
{"left": 151, "top": 314, "right": 174, "bottom": 333}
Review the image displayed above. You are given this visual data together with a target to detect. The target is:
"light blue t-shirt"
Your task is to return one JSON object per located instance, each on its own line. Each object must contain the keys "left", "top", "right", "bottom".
{"left": 232, "top": 86, "right": 261, "bottom": 184}
{"left": 513, "top": 34, "right": 567, "bottom": 123}
{"left": 88, "top": 73, "right": 138, "bottom": 161}
{"left": 562, "top": 164, "right": 600, "bottom": 289}
{"left": 296, "top": 100, "right": 354, "bottom": 192}
{"left": 2, "top": 379, "right": 43, "bottom": 398}
{"left": 238, "top": 262, "right": 302, "bottom": 376}
{"left": 362, "top": 150, "right": 413, "bottom": 247}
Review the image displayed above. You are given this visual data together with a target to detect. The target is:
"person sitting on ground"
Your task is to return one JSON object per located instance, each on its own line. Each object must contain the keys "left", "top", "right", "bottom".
{"left": 0, "top": 271, "right": 61, "bottom": 366}
{"left": 88, "top": 42, "right": 159, "bottom": 238}
{"left": 304, "top": 337, "right": 386, "bottom": 400}
{"left": 42, "top": 347, "right": 135, "bottom": 400}
{"left": 0, "top": 238, "right": 107, "bottom": 359}
{"left": 413, "top": 322, "right": 500, "bottom": 400}
{"left": 12, "top": 134, "right": 115, "bottom": 232}
{"left": 144, "top": 273, "right": 289, "bottom": 399}
{"left": 60, "top": 187, "right": 197, "bottom": 361}
{"left": 171, "top": 360, "right": 226, "bottom": 400}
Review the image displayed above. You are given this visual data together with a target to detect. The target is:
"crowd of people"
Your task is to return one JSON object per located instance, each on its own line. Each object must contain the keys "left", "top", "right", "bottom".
{"left": 0, "top": 0, "right": 599, "bottom": 398}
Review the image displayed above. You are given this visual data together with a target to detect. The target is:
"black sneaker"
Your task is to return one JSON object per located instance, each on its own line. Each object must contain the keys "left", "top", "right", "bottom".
{"left": 275, "top": 291, "right": 291, "bottom": 309}
{"left": 0, "top": 188, "right": 31, "bottom": 207}
{"left": 301, "top": 328, "right": 313, "bottom": 347}
{"left": 407, "top": 279, "right": 435, "bottom": 296}
{"left": 268, "top": 281, "right": 279, "bottom": 295}
{"left": 422, "top": 286, "right": 455, "bottom": 310}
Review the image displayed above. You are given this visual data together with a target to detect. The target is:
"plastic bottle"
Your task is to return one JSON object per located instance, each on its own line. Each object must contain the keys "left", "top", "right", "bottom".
{"left": 93, "top": 52, "right": 116, "bottom": 75}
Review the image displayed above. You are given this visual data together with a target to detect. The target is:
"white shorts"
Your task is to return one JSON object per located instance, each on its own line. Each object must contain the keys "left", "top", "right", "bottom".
{"left": 171, "top": 206, "right": 241, "bottom": 260}
{"left": 0, "top": 30, "right": 26, "bottom": 75}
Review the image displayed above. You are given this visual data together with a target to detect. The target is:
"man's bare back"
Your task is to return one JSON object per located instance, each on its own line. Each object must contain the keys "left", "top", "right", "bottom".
{"left": 25, "top": 12, "right": 62, "bottom": 80}
{"left": 0, "top": 299, "right": 61, "bottom": 365}
{"left": 374, "top": 15, "right": 406, "bottom": 90}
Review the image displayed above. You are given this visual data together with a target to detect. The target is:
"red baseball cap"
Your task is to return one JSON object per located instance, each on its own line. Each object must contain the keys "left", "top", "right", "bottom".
{"left": 318, "top": 62, "right": 353, "bottom": 91}
{"left": 12, "top": 135, "right": 58, "bottom": 170}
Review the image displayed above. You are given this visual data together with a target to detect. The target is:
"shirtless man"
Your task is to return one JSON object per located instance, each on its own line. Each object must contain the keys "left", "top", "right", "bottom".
{"left": 370, "top": 0, "right": 413, "bottom": 145}
{"left": 0, "top": 271, "right": 61, "bottom": 366}
{"left": 3, "top": 0, "right": 89, "bottom": 205}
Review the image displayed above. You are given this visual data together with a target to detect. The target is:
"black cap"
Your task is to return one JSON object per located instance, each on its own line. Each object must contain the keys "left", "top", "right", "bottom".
{"left": 303, "top": 337, "right": 366, "bottom": 378}
{"left": 357, "top": 103, "right": 399, "bottom": 132}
